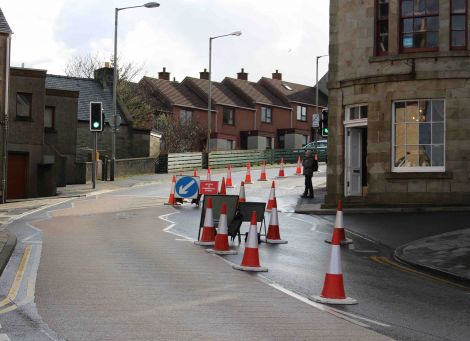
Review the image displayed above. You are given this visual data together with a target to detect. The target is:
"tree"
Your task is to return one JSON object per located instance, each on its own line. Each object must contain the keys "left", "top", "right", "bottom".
{"left": 155, "top": 114, "right": 205, "bottom": 153}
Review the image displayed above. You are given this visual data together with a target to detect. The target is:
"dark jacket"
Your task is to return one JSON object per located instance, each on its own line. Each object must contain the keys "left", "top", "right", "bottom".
{"left": 302, "top": 155, "right": 315, "bottom": 176}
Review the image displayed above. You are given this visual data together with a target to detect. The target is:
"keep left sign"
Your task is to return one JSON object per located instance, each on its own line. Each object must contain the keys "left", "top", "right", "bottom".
{"left": 175, "top": 176, "right": 200, "bottom": 199}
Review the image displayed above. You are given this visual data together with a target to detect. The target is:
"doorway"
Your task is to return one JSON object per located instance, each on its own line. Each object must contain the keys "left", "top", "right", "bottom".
{"left": 345, "top": 127, "right": 367, "bottom": 197}
{"left": 7, "top": 153, "right": 28, "bottom": 199}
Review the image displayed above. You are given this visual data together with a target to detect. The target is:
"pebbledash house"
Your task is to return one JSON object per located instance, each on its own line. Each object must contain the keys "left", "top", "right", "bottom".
{"left": 326, "top": 0, "right": 470, "bottom": 207}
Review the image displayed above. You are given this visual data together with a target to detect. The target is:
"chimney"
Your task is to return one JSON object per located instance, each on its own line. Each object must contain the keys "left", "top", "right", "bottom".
{"left": 94, "top": 63, "right": 114, "bottom": 89}
{"left": 158, "top": 67, "right": 170, "bottom": 80}
{"left": 272, "top": 69, "right": 282, "bottom": 80}
{"left": 237, "top": 68, "right": 248, "bottom": 80}
{"left": 200, "top": 68, "right": 209, "bottom": 80}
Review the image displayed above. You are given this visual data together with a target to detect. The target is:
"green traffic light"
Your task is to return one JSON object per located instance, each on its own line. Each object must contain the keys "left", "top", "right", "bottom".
{"left": 93, "top": 122, "right": 100, "bottom": 128}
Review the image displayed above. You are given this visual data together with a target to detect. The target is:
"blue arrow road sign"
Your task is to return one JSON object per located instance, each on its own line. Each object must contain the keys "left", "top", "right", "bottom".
{"left": 175, "top": 176, "right": 200, "bottom": 199}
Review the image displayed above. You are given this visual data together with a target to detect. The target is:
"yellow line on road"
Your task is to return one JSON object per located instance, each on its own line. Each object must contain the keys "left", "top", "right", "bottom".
{"left": 371, "top": 256, "right": 470, "bottom": 291}
{"left": 0, "top": 245, "right": 32, "bottom": 309}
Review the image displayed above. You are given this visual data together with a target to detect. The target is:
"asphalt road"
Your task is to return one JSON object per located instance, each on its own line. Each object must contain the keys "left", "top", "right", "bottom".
{"left": 0, "top": 166, "right": 468, "bottom": 340}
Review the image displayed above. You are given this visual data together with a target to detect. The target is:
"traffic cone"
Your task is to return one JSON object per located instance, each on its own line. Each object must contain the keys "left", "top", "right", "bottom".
{"left": 207, "top": 203, "right": 237, "bottom": 255}
{"left": 206, "top": 167, "right": 212, "bottom": 181}
{"left": 233, "top": 211, "right": 268, "bottom": 272}
{"left": 266, "top": 201, "right": 287, "bottom": 244}
{"left": 278, "top": 158, "right": 285, "bottom": 177}
{"left": 258, "top": 160, "right": 268, "bottom": 181}
{"left": 165, "top": 175, "right": 177, "bottom": 205}
{"left": 194, "top": 198, "right": 216, "bottom": 246}
{"left": 219, "top": 177, "right": 227, "bottom": 195}
{"left": 226, "top": 164, "right": 234, "bottom": 188}
{"left": 244, "top": 162, "right": 253, "bottom": 184}
{"left": 325, "top": 201, "right": 353, "bottom": 245}
{"left": 238, "top": 181, "right": 246, "bottom": 203}
{"left": 309, "top": 225, "right": 357, "bottom": 305}
{"left": 295, "top": 156, "right": 302, "bottom": 175}
{"left": 266, "top": 181, "right": 277, "bottom": 212}
{"left": 193, "top": 168, "right": 198, "bottom": 177}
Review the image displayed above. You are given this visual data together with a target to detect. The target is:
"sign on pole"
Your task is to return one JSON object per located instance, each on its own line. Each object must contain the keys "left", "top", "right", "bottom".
{"left": 175, "top": 176, "right": 200, "bottom": 199}
{"left": 200, "top": 181, "right": 219, "bottom": 195}
{"left": 312, "top": 113, "right": 320, "bottom": 128}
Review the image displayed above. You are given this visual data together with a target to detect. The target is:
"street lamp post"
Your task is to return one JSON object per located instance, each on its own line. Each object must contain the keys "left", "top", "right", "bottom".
{"left": 314, "top": 54, "right": 328, "bottom": 152}
{"left": 111, "top": 2, "right": 160, "bottom": 181}
{"left": 207, "top": 31, "right": 241, "bottom": 152}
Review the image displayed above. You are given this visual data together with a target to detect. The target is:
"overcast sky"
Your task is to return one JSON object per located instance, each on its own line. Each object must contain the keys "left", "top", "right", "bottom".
{"left": 1, "top": 0, "right": 329, "bottom": 86}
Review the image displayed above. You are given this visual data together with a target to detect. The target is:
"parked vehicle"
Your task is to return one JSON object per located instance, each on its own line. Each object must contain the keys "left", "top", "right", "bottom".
{"left": 302, "top": 139, "right": 328, "bottom": 162}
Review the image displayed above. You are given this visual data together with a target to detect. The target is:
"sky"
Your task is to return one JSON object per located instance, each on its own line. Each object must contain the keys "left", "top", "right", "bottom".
{"left": 1, "top": 0, "right": 329, "bottom": 86}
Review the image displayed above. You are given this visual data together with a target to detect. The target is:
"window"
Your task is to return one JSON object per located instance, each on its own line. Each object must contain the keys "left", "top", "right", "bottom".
{"left": 297, "top": 105, "right": 307, "bottom": 121}
{"left": 225, "top": 140, "right": 235, "bottom": 150}
{"left": 451, "top": 0, "right": 467, "bottom": 49}
{"left": 347, "top": 105, "right": 368, "bottom": 121}
{"left": 400, "top": 0, "right": 439, "bottom": 51}
{"left": 223, "top": 107, "right": 234, "bottom": 125}
{"left": 393, "top": 99, "right": 445, "bottom": 172}
{"left": 16, "top": 93, "right": 32, "bottom": 118}
{"left": 261, "top": 107, "right": 272, "bottom": 123}
{"left": 266, "top": 137, "right": 273, "bottom": 149}
{"left": 302, "top": 135, "right": 309, "bottom": 146}
{"left": 44, "top": 106, "right": 55, "bottom": 131}
{"left": 376, "top": 0, "right": 389, "bottom": 55}
{"left": 179, "top": 109, "right": 192, "bottom": 123}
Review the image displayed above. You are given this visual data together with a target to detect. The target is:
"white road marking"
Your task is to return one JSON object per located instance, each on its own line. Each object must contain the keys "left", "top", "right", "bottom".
{"left": 159, "top": 212, "right": 195, "bottom": 241}
{"left": 0, "top": 334, "right": 11, "bottom": 341}
{"left": 287, "top": 214, "right": 331, "bottom": 235}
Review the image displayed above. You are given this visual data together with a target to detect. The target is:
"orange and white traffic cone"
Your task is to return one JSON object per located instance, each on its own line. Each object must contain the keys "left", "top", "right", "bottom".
{"left": 238, "top": 181, "right": 246, "bottom": 203}
{"left": 193, "top": 168, "right": 198, "bottom": 177}
{"left": 226, "top": 164, "right": 234, "bottom": 188}
{"left": 207, "top": 203, "right": 237, "bottom": 255}
{"left": 165, "top": 175, "right": 177, "bottom": 205}
{"left": 278, "top": 158, "right": 285, "bottom": 177}
{"left": 325, "top": 201, "right": 353, "bottom": 245}
{"left": 258, "top": 160, "right": 268, "bottom": 181}
{"left": 310, "top": 225, "right": 357, "bottom": 305}
{"left": 266, "top": 201, "right": 287, "bottom": 244}
{"left": 244, "top": 162, "right": 253, "bottom": 184}
{"left": 295, "top": 156, "right": 302, "bottom": 175}
{"left": 206, "top": 167, "right": 212, "bottom": 181}
{"left": 194, "top": 198, "right": 216, "bottom": 246}
{"left": 219, "top": 177, "right": 227, "bottom": 195}
{"left": 266, "top": 181, "right": 277, "bottom": 212}
{"left": 233, "top": 211, "right": 268, "bottom": 272}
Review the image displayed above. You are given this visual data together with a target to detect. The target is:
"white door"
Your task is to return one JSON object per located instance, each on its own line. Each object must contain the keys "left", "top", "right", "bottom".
{"left": 345, "top": 128, "right": 362, "bottom": 196}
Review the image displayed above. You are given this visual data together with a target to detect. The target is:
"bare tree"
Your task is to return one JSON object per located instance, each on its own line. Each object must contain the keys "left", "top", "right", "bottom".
{"left": 155, "top": 114, "right": 205, "bottom": 153}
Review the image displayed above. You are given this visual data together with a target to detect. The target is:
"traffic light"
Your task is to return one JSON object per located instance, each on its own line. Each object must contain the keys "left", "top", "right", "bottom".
{"left": 89, "top": 102, "right": 103, "bottom": 132}
{"left": 321, "top": 109, "right": 328, "bottom": 137}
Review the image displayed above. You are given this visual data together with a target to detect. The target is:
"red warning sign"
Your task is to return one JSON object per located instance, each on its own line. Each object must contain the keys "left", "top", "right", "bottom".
{"left": 200, "top": 180, "right": 219, "bottom": 195}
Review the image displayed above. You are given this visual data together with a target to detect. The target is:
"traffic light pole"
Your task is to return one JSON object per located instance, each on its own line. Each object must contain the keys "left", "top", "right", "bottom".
{"left": 92, "top": 131, "right": 97, "bottom": 189}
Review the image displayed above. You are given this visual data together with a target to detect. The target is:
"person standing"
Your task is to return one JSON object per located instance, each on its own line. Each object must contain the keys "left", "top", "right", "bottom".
{"left": 302, "top": 150, "right": 314, "bottom": 198}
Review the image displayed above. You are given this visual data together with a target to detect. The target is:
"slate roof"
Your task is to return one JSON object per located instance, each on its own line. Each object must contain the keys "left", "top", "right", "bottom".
{"left": 45, "top": 75, "right": 126, "bottom": 123}
{"left": 183, "top": 77, "right": 253, "bottom": 109}
{"left": 0, "top": 8, "right": 12, "bottom": 34}
{"left": 260, "top": 76, "right": 328, "bottom": 107}
{"left": 222, "top": 77, "right": 290, "bottom": 109}
{"left": 142, "top": 77, "right": 207, "bottom": 110}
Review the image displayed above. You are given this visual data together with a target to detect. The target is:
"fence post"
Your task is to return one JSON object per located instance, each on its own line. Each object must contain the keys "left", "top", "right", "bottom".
{"left": 156, "top": 154, "right": 168, "bottom": 173}
{"left": 202, "top": 152, "right": 209, "bottom": 169}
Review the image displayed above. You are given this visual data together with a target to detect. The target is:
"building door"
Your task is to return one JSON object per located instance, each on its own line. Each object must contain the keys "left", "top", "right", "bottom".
{"left": 7, "top": 153, "right": 28, "bottom": 199}
{"left": 345, "top": 127, "right": 364, "bottom": 196}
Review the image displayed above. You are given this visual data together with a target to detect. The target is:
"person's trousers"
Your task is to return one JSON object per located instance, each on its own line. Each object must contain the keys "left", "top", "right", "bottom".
{"left": 304, "top": 175, "right": 313, "bottom": 197}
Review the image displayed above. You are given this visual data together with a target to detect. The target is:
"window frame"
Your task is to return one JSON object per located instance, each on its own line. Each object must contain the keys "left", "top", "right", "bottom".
{"left": 179, "top": 109, "right": 192, "bottom": 123}
{"left": 296, "top": 105, "right": 307, "bottom": 122}
{"left": 261, "top": 106, "right": 272, "bottom": 123}
{"left": 16, "top": 92, "right": 32, "bottom": 119}
{"left": 391, "top": 99, "right": 446, "bottom": 173}
{"left": 399, "top": 0, "right": 440, "bottom": 53}
{"left": 44, "top": 106, "right": 56, "bottom": 132}
{"left": 450, "top": 0, "right": 467, "bottom": 50}
{"left": 375, "top": 0, "right": 390, "bottom": 56}
{"left": 222, "top": 107, "right": 235, "bottom": 125}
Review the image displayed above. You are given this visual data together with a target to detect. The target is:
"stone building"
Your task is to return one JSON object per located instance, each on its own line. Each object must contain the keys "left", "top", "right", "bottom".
{"left": 327, "top": 0, "right": 470, "bottom": 206}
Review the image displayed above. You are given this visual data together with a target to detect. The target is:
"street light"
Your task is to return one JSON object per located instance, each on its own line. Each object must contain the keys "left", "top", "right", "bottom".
{"left": 314, "top": 54, "right": 328, "bottom": 151}
{"left": 207, "top": 31, "right": 242, "bottom": 152}
{"left": 111, "top": 2, "right": 160, "bottom": 181}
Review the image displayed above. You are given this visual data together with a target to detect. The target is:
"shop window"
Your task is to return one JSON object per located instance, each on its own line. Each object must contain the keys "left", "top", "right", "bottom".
{"left": 451, "top": 0, "right": 467, "bottom": 50}
{"left": 392, "top": 99, "right": 445, "bottom": 172}
{"left": 376, "top": 0, "right": 389, "bottom": 55}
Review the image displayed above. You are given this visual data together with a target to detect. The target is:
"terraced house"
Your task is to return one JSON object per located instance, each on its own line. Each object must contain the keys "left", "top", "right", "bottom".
{"left": 140, "top": 67, "right": 327, "bottom": 151}
{"left": 327, "top": 0, "right": 470, "bottom": 206}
